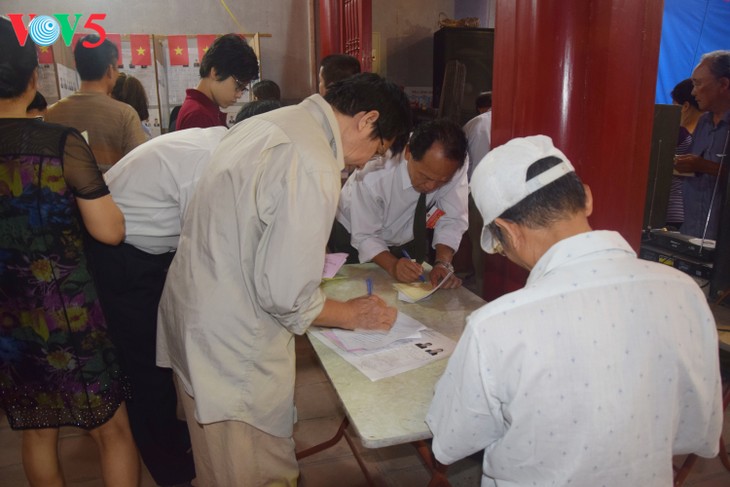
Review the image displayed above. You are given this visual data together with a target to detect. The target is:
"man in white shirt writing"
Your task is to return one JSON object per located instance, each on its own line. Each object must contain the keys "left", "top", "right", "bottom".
{"left": 331, "top": 119, "right": 468, "bottom": 287}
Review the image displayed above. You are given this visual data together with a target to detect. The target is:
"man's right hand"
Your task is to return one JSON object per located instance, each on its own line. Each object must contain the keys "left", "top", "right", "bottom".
{"left": 346, "top": 295, "right": 397, "bottom": 331}
{"left": 392, "top": 257, "right": 425, "bottom": 283}
{"left": 674, "top": 154, "right": 719, "bottom": 176}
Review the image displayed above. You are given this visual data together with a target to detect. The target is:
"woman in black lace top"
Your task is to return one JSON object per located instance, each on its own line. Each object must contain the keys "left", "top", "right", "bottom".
{"left": 0, "top": 17, "right": 139, "bottom": 486}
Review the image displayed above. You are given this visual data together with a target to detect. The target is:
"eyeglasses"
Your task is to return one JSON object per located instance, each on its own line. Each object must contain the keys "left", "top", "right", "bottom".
{"left": 232, "top": 75, "right": 248, "bottom": 93}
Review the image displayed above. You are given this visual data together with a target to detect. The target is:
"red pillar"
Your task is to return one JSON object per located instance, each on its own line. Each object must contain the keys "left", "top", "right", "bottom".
{"left": 480, "top": 0, "right": 665, "bottom": 302}
{"left": 318, "top": 0, "right": 342, "bottom": 61}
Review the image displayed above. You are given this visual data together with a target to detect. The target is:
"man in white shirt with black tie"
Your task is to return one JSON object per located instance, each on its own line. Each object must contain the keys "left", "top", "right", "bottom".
{"left": 330, "top": 119, "right": 469, "bottom": 287}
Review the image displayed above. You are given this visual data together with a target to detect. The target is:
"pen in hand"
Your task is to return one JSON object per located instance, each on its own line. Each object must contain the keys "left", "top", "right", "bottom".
{"left": 366, "top": 277, "right": 373, "bottom": 296}
{"left": 401, "top": 249, "right": 426, "bottom": 282}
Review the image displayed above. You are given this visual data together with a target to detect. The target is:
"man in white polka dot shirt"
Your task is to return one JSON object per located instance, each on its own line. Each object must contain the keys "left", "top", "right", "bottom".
{"left": 427, "top": 135, "right": 723, "bottom": 486}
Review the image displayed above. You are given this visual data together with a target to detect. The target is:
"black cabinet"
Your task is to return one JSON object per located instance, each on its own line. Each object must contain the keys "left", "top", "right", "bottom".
{"left": 433, "top": 27, "right": 495, "bottom": 125}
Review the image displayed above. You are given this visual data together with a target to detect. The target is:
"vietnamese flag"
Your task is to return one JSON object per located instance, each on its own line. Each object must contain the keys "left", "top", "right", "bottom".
{"left": 106, "top": 34, "right": 123, "bottom": 65}
{"left": 37, "top": 45, "right": 54, "bottom": 64}
{"left": 168, "top": 35, "right": 189, "bottom": 66}
{"left": 130, "top": 34, "right": 152, "bottom": 66}
{"left": 196, "top": 35, "right": 217, "bottom": 63}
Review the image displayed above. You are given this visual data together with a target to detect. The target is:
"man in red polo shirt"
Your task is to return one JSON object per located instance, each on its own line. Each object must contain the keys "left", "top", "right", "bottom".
{"left": 176, "top": 34, "right": 259, "bottom": 130}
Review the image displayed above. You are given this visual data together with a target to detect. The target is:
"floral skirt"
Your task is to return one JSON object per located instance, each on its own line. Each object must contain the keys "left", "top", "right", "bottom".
{"left": 0, "top": 258, "right": 129, "bottom": 431}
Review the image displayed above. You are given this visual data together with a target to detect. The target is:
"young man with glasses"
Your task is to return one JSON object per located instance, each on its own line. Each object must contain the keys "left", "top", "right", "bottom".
{"left": 330, "top": 118, "right": 469, "bottom": 287}
{"left": 176, "top": 34, "right": 259, "bottom": 130}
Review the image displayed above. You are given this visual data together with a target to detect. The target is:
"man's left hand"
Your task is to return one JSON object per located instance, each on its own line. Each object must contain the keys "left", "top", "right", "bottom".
{"left": 429, "top": 264, "right": 462, "bottom": 289}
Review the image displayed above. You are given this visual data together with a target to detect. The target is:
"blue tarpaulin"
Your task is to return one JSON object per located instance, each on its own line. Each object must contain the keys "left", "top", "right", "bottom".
{"left": 656, "top": 0, "right": 730, "bottom": 104}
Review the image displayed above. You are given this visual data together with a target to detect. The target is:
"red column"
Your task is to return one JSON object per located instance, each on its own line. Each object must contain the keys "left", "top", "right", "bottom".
{"left": 318, "top": 0, "right": 342, "bottom": 61}
{"left": 482, "top": 0, "right": 664, "bottom": 301}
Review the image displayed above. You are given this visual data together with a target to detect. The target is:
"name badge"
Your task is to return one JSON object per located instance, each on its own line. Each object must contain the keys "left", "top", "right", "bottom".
{"left": 426, "top": 207, "right": 445, "bottom": 229}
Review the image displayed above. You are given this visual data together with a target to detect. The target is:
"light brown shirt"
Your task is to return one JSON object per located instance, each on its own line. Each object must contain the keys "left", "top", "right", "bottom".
{"left": 157, "top": 95, "right": 344, "bottom": 437}
{"left": 46, "top": 92, "right": 147, "bottom": 171}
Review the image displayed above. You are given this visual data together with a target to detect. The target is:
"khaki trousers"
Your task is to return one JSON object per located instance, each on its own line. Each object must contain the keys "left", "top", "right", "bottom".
{"left": 176, "top": 375, "right": 299, "bottom": 487}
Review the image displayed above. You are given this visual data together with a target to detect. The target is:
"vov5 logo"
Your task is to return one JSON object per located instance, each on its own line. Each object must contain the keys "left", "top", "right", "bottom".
{"left": 8, "top": 13, "right": 107, "bottom": 47}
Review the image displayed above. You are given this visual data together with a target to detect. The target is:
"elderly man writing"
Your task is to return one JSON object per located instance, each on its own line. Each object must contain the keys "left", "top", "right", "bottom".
{"left": 427, "top": 135, "right": 722, "bottom": 486}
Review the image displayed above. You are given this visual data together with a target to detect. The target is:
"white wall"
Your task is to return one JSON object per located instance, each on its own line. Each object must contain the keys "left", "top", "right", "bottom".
{"left": 4, "top": 0, "right": 314, "bottom": 102}
{"left": 455, "top": 0, "right": 495, "bottom": 28}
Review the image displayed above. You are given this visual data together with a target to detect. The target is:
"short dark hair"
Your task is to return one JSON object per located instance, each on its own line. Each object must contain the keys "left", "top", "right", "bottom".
{"left": 700, "top": 50, "right": 730, "bottom": 81}
{"left": 494, "top": 156, "right": 586, "bottom": 230}
{"left": 409, "top": 119, "right": 467, "bottom": 167}
{"left": 325, "top": 73, "right": 412, "bottom": 155}
{"left": 671, "top": 79, "right": 699, "bottom": 110}
{"left": 234, "top": 99, "right": 281, "bottom": 123}
{"left": 475, "top": 91, "right": 492, "bottom": 110}
{"left": 27, "top": 91, "right": 47, "bottom": 112}
{"left": 320, "top": 54, "right": 361, "bottom": 86}
{"left": 112, "top": 73, "right": 149, "bottom": 121}
{"left": 0, "top": 16, "right": 39, "bottom": 98}
{"left": 252, "top": 79, "right": 281, "bottom": 101}
{"left": 74, "top": 35, "right": 118, "bottom": 81}
{"left": 200, "top": 34, "right": 259, "bottom": 85}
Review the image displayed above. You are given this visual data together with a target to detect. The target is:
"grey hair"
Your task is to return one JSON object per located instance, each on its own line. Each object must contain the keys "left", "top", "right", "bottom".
{"left": 700, "top": 50, "right": 730, "bottom": 80}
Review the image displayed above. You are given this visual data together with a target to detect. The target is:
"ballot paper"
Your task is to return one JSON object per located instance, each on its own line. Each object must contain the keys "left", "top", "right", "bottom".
{"left": 392, "top": 270, "right": 454, "bottom": 303}
{"left": 322, "top": 253, "right": 349, "bottom": 279}
{"left": 329, "top": 312, "right": 425, "bottom": 352}
{"left": 309, "top": 312, "right": 456, "bottom": 381}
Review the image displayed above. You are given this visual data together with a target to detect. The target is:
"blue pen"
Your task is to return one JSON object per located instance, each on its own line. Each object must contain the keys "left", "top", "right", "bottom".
{"left": 366, "top": 278, "right": 373, "bottom": 296}
{"left": 401, "top": 250, "right": 426, "bottom": 282}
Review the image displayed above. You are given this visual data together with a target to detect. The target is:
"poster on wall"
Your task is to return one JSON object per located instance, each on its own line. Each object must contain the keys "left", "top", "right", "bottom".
{"left": 56, "top": 64, "right": 79, "bottom": 99}
{"left": 38, "top": 64, "right": 60, "bottom": 105}
{"left": 156, "top": 59, "right": 170, "bottom": 130}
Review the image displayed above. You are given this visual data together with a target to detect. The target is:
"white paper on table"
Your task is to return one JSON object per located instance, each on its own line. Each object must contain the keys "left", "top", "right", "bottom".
{"left": 330, "top": 312, "right": 425, "bottom": 351}
{"left": 323, "top": 253, "right": 349, "bottom": 278}
{"left": 310, "top": 326, "right": 456, "bottom": 381}
{"left": 393, "top": 270, "right": 454, "bottom": 303}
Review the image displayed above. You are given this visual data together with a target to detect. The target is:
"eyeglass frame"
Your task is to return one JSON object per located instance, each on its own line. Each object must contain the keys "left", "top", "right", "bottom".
{"left": 232, "top": 75, "right": 248, "bottom": 93}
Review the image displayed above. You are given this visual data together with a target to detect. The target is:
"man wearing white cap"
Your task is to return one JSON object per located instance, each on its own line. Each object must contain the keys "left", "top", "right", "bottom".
{"left": 426, "top": 135, "right": 722, "bottom": 486}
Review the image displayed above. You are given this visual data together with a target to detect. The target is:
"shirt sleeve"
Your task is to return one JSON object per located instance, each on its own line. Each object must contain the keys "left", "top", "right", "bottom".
{"left": 432, "top": 162, "right": 469, "bottom": 252}
{"left": 252, "top": 147, "right": 341, "bottom": 334}
{"left": 62, "top": 130, "right": 110, "bottom": 200}
{"left": 122, "top": 108, "right": 148, "bottom": 156}
{"left": 426, "top": 321, "right": 506, "bottom": 465}
{"left": 349, "top": 176, "right": 391, "bottom": 263}
{"left": 465, "top": 114, "right": 492, "bottom": 179}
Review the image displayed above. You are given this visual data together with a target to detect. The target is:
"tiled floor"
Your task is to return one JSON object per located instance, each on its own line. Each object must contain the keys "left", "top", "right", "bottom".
{"left": 1, "top": 335, "right": 729, "bottom": 487}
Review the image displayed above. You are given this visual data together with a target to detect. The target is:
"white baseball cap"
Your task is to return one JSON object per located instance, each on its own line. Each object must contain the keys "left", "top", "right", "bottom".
{"left": 470, "top": 135, "right": 575, "bottom": 253}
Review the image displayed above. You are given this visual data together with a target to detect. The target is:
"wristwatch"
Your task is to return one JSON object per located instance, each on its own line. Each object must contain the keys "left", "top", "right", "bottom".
{"left": 434, "top": 260, "right": 454, "bottom": 273}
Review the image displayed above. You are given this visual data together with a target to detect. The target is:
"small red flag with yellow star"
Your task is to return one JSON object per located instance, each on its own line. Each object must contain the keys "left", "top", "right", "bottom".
{"left": 196, "top": 35, "right": 218, "bottom": 64}
{"left": 130, "top": 34, "right": 151, "bottom": 66}
{"left": 37, "top": 45, "right": 54, "bottom": 64}
{"left": 167, "top": 35, "right": 189, "bottom": 66}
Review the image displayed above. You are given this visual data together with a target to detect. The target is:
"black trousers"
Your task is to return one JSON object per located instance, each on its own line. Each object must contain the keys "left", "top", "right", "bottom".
{"left": 87, "top": 241, "right": 195, "bottom": 485}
